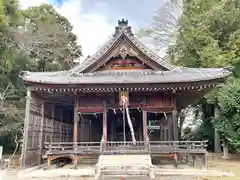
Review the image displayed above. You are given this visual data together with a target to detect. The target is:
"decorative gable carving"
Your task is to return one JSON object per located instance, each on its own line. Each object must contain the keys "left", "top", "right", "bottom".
{"left": 98, "top": 55, "right": 151, "bottom": 71}
{"left": 96, "top": 40, "right": 154, "bottom": 71}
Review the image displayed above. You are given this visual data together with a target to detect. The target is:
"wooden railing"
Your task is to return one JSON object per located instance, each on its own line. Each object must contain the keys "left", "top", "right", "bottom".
{"left": 44, "top": 140, "right": 208, "bottom": 156}
{"left": 44, "top": 141, "right": 101, "bottom": 155}
{"left": 150, "top": 140, "right": 208, "bottom": 153}
{"left": 104, "top": 140, "right": 147, "bottom": 154}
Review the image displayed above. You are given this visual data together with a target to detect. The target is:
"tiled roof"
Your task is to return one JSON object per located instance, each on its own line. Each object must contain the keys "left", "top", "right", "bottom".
{"left": 22, "top": 67, "right": 231, "bottom": 85}
{"left": 20, "top": 19, "right": 231, "bottom": 86}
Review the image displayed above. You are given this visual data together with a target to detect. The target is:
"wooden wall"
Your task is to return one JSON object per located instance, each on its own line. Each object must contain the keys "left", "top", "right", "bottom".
{"left": 21, "top": 92, "right": 74, "bottom": 168}
{"left": 22, "top": 94, "right": 43, "bottom": 168}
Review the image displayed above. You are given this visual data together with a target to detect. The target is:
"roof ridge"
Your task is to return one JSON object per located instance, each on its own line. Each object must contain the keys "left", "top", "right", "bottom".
{"left": 69, "top": 19, "right": 176, "bottom": 74}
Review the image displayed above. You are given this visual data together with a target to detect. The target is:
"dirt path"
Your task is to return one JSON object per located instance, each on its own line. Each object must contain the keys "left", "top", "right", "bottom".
{"left": 2, "top": 171, "right": 200, "bottom": 180}
{"left": 2, "top": 168, "right": 229, "bottom": 180}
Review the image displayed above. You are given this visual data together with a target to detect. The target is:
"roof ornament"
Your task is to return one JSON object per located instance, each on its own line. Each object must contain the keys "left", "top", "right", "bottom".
{"left": 113, "top": 18, "right": 133, "bottom": 37}
{"left": 119, "top": 46, "right": 128, "bottom": 60}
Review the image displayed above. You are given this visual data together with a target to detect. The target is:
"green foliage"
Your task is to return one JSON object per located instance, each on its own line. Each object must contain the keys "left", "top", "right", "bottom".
{"left": 0, "top": 0, "right": 26, "bottom": 151}
{"left": 215, "top": 78, "right": 240, "bottom": 152}
{"left": 18, "top": 4, "right": 82, "bottom": 71}
{"left": 141, "top": 0, "right": 240, "bottom": 151}
{"left": 182, "top": 100, "right": 215, "bottom": 150}
{"left": 169, "top": 0, "right": 240, "bottom": 68}
{"left": 169, "top": 0, "right": 240, "bottom": 151}
{"left": 0, "top": 1, "right": 82, "bottom": 152}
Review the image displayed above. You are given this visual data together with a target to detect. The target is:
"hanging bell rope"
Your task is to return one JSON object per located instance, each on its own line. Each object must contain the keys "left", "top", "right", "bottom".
{"left": 126, "top": 107, "right": 136, "bottom": 145}
{"left": 122, "top": 95, "right": 136, "bottom": 145}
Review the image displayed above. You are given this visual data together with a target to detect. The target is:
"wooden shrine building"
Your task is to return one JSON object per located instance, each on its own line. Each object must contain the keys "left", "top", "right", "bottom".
{"left": 20, "top": 19, "right": 231, "bottom": 168}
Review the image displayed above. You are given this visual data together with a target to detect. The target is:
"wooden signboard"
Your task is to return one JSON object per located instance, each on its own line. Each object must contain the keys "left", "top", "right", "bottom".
{"left": 119, "top": 91, "right": 129, "bottom": 106}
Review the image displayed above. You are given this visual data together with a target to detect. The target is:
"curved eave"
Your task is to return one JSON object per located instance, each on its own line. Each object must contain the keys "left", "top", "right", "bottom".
{"left": 23, "top": 78, "right": 227, "bottom": 95}
{"left": 22, "top": 67, "right": 231, "bottom": 87}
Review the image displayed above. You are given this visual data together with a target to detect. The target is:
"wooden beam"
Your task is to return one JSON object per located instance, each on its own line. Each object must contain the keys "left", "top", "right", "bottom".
{"left": 21, "top": 88, "right": 31, "bottom": 168}
{"left": 39, "top": 100, "right": 45, "bottom": 165}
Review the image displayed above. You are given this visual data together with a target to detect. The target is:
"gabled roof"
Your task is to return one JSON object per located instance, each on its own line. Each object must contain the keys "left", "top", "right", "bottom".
{"left": 69, "top": 19, "right": 175, "bottom": 73}
{"left": 21, "top": 19, "right": 231, "bottom": 86}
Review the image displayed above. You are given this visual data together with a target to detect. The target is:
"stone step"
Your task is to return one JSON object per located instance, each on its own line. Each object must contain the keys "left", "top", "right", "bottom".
{"left": 100, "top": 154, "right": 151, "bottom": 165}
{"left": 95, "top": 154, "right": 155, "bottom": 179}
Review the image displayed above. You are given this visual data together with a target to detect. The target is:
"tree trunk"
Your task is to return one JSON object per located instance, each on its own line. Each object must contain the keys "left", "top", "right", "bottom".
{"left": 214, "top": 106, "right": 222, "bottom": 153}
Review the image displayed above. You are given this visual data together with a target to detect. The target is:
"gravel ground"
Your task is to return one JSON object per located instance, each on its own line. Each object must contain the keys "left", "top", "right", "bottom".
{"left": 2, "top": 172, "right": 201, "bottom": 180}
{"left": 1, "top": 169, "right": 221, "bottom": 180}
{"left": 1, "top": 163, "right": 231, "bottom": 180}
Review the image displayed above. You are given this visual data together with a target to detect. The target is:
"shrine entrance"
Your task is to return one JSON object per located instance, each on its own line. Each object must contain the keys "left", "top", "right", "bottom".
{"left": 107, "top": 108, "right": 143, "bottom": 141}
{"left": 147, "top": 112, "right": 169, "bottom": 141}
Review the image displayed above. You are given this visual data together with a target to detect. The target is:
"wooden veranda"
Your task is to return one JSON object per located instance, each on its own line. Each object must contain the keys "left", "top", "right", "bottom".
{"left": 44, "top": 138, "right": 208, "bottom": 169}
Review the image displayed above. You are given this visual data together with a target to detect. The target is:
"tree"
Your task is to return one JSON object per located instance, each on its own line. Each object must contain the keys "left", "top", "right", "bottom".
{"left": 169, "top": 0, "right": 240, "bottom": 68}
{"left": 15, "top": 4, "right": 82, "bottom": 71}
{"left": 0, "top": 1, "right": 83, "bottom": 154}
{"left": 142, "top": 0, "right": 240, "bottom": 151}
{"left": 168, "top": 0, "right": 240, "bottom": 152}
{"left": 137, "top": 0, "right": 183, "bottom": 53}
{"left": 0, "top": 0, "right": 27, "bottom": 154}
{"left": 215, "top": 77, "right": 240, "bottom": 152}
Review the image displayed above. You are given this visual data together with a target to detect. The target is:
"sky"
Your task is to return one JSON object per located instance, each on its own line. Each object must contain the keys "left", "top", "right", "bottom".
{"left": 19, "top": 0, "right": 165, "bottom": 60}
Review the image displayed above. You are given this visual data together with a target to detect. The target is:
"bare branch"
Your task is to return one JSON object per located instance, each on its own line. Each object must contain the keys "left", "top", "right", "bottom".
{"left": 137, "top": 0, "right": 183, "bottom": 53}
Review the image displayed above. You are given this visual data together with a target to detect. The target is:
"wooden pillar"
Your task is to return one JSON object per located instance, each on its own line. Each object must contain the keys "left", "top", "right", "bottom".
{"left": 103, "top": 110, "right": 107, "bottom": 141}
{"left": 172, "top": 110, "right": 178, "bottom": 140}
{"left": 47, "top": 156, "right": 52, "bottom": 169}
{"left": 111, "top": 119, "right": 114, "bottom": 141}
{"left": 73, "top": 95, "right": 79, "bottom": 169}
{"left": 60, "top": 108, "right": 63, "bottom": 142}
{"left": 192, "top": 156, "right": 196, "bottom": 167}
{"left": 172, "top": 91, "right": 178, "bottom": 141}
{"left": 142, "top": 110, "right": 148, "bottom": 141}
{"left": 202, "top": 154, "right": 207, "bottom": 169}
{"left": 168, "top": 114, "right": 173, "bottom": 140}
{"left": 21, "top": 88, "right": 31, "bottom": 168}
{"left": 51, "top": 105, "right": 55, "bottom": 142}
{"left": 174, "top": 153, "right": 178, "bottom": 168}
{"left": 39, "top": 100, "right": 45, "bottom": 164}
{"left": 80, "top": 115, "right": 84, "bottom": 142}
{"left": 73, "top": 96, "right": 79, "bottom": 143}
{"left": 138, "top": 120, "right": 142, "bottom": 141}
